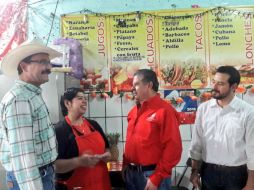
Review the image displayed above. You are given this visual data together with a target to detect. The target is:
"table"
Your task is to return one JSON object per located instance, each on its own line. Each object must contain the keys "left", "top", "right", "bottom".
{"left": 108, "top": 161, "right": 125, "bottom": 189}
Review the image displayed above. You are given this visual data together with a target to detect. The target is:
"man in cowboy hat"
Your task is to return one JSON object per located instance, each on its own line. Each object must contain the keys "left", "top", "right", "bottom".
{"left": 0, "top": 39, "right": 62, "bottom": 190}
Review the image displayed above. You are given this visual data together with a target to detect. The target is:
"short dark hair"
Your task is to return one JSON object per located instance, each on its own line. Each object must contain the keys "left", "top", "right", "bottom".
{"left": 216, "top": 66, "right": 241, "bottom": 86}
{"left": 134, "top": 69, "right": 159, "bottom": 92}
{"left": 60, "top": 88, "right": 84, "bottom": 116}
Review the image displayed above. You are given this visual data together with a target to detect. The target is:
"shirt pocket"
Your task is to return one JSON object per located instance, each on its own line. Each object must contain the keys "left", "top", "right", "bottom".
{"left": 139, "top": 119, "right": 160, "bottom": 142}
{"left": 224, "top": 113, "right": 245, "bottom": 140}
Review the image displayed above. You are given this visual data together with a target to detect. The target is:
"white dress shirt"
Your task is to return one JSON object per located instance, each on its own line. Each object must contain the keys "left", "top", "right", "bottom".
{"left": 190, "top": 96, "right": 254, "bottom": 170}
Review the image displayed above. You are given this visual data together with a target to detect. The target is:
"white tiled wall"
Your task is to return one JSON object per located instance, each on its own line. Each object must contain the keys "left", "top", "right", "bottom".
{"left": 179, "top": 124, "right": 192, "bottom": 141}
{"left": 106, "top": 96, "right": 123, "bottom": 117}
{"left": 89, "top": 97, "right": 106, "bottom": 117}
{"left": 106, "top": 117, "right": 123, "bottom": 134}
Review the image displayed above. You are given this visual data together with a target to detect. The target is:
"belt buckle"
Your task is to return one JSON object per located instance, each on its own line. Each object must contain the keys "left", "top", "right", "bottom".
{"left": 39, "top": 163, "right": 52, "bottom": 177}
{"left": 40, "top": 168, "right": 47, "bottom": 177}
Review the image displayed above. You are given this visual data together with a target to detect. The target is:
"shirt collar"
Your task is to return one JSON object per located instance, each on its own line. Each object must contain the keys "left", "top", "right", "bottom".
{"left": 16, "top": 80, "right": 42, "bottom": 94}
{"left": 210, "top": 98, "right": 217, "bottom": 107}
{"left": 210, "top": 95, "right": 238, "bottom": 109}
{"left": 142, "top": 93, "right": 160, "bottom": 107}
{"left": 227, "top": 96, "right": 239, "bottom": 109}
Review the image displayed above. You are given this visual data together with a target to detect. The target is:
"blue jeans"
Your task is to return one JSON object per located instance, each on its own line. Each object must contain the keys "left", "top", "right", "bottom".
{"left": 125, "top": 168, "right": 171, "bottom": 190}
{"left": 201, "top": 162, "right": 248, "bottom": 190}
{"left": 6, "top": 165, "right": 55, "bottom": 190}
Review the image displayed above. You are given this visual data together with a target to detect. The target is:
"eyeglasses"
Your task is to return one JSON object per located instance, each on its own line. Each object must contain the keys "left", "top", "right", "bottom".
{"left": 26, "top": 60, "right": 51, "bottom": 65}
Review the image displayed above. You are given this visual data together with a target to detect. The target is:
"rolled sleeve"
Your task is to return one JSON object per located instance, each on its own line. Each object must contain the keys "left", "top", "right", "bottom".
{"left": 245, "top": 110, "right": 254, "bottom": 170}
{"left": 189, "top": 106, "right": 203, "bottom": 161}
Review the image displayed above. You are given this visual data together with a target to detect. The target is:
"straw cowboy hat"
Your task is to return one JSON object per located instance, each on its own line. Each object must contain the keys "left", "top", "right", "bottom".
{"left": 0, "top": 39, "right": 62, "bottom": 77}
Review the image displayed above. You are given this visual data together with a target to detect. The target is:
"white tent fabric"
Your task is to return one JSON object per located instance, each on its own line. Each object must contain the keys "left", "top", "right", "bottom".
{"left": 0, "top": 0, "right": 27, "bottom": 63}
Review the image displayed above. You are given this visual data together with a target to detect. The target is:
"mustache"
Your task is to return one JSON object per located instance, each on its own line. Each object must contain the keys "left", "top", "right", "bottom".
{"left": 42, "top": 69, "right": 51, "bottom": 74}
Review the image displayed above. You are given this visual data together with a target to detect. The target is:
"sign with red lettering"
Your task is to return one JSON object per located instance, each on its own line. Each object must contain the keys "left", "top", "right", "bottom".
{"left": 178, "top": 112, "right": 196, "bottom": 124}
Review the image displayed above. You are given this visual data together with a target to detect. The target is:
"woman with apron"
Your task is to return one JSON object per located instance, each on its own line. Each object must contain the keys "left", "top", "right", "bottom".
{"left": 54, "top": 88, "right": 111, "bottom": 190}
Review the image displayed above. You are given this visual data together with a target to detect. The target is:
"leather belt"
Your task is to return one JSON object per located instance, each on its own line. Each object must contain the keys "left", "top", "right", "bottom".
{"left": 128, "top": 163, "right": 156, "bottom": 172}
{"left": 203, "top": 162, "right": 247, "bottom": 171}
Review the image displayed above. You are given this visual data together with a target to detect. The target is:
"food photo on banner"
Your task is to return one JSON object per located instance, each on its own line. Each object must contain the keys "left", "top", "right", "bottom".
{"left": 62, "top": 14, "right": 110, "bottom": 92}
{"left": 164, "top": 89, "right": 198, "bottom": 124}
{"left": 159, "top": 58, "right": 208, "bottom": 90}
{"left": 157, "top": 7, "right": 209, "bottom": 90}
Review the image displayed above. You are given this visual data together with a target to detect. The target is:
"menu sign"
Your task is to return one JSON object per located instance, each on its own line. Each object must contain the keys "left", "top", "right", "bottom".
{"left": 157, "top": 10, "right": 208, "bottom": 89}
{"left": 208, "top": 8, "right": 254, "bottom": 84}
{"left": 61, "top": 7, "right": 254, "bottom": 92}
{"left": 108, "top": 14, "right": 156, "bottom": 91}
{"left": 62, "top": 15, "right": 110, "bottom": 91}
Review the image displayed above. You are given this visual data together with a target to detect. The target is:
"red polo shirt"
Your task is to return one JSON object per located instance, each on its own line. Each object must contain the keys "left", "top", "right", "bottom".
{"left": 123, "top": 95, "right": 182, "bottom": 186}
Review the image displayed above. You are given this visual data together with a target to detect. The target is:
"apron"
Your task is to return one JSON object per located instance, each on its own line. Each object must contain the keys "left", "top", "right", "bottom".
{"left": 57, "top": 117, "right": 111, "bottom": 190}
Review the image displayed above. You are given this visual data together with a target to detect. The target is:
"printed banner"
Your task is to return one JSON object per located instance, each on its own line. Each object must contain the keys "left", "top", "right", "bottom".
{"left": 109, "top": 13, "right": 157, "bottom": 92}
{"left": 62, "top": 14, "right": 110, "bottom": 91}
{"left": 207, "top": 8, "right": 254, "bottom": 84}
{"left": 61, "top": 7, "right": 254, "bottom": 91}
{"left": 164, "top": 89, "right": 198, "bottom": 112}
{"left": 0, "top": 0, "right": 27, "bottom": 63}
{"left": 164, "top": 89, "right": 197, "bottom": 124}
{"left": 158, "top": 9, "right": 208, "bottom": 90}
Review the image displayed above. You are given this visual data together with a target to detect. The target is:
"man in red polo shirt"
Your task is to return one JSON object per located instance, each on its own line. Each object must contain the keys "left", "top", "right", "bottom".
{"left": 123, "top": 69, "right": 182, "bottom": 190}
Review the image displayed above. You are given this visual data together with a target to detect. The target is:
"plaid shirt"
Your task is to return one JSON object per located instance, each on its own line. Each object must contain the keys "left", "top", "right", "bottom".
{"left": 0, "top": 80, "right": 58, "bottom": 190}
